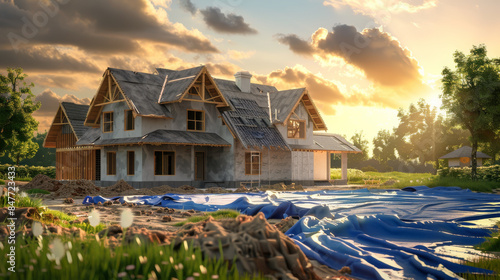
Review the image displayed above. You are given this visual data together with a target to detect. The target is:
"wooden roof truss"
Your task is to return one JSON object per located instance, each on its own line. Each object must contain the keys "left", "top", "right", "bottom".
{"left": 43, "top": 104, "right": 76, "bottom": 148}
{"left": 283, "top": 89, "right": 327, "bottom": 131}
{"left": 165, "top": 67, "right": 228, "bottom": 107}
{"left": 84, "top": 69, "right": 132, "bottom": 127}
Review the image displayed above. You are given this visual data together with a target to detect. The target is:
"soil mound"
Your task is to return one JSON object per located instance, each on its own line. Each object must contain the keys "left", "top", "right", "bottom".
{"left": 175, "top": 212, "right": 321, "bottom": 280}
{"left": 22, "top": 174, "right": 62, "bottom": 192}
{"left": 205, "top": 187, "right": 230, "bottom": 193}
{"left": 50, "top": 180, "right": 101, "bottom": 198}
{"left": 101, "top": 180, "right": 135, "bottom": 196}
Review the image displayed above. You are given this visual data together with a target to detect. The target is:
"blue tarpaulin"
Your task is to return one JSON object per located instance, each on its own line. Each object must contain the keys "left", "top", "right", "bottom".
{"left": 84, "top": 187, "right": 500, "bottom": 279}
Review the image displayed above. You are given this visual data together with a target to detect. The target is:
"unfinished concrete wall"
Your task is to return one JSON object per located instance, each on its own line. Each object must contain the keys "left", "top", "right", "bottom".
{"left": 291, "top": 151, "right": 314, "bottom": 181}
{"left": 100, "top": 145, "right": 143, "bottom": 182}
{"left": 233, "top": 141, "right": 292, "bottom": 183}
{"left": 313, "top": 151, "right": 328, "bottom": 180}
{"left": 101, "top": 101, "right": 142, "bottom": 140}
{"left": 141, "top": 100, "right": 231, "bottom": 136}
{"left": 276, "top": 103, "right": 314, "bottom": 146}
{"left": 141, "top": 144, "right": 192, "bottom": 182}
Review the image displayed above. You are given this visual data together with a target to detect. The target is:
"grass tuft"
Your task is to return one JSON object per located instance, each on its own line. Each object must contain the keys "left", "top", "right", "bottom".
{"left": 174, "top": 209, "right": 240, "bottom": 226}
{"left": 26, "top": 188, "right": 51, "bottom": 195}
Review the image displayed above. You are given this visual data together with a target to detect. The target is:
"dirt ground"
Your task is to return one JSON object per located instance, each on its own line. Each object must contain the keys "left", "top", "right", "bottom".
{"left": 5, "top": 175, "right": 362, "bottom": 279}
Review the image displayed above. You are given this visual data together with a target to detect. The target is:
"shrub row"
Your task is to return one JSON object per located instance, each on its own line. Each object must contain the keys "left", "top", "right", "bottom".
{"left": 438, "top": 165, "right": 500, "bottom": 182}
{"left": 0, "top": 164, "right": 56, "bottom": 179}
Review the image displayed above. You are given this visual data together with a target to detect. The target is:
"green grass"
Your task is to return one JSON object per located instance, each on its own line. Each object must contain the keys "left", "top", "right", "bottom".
{"left": 0, "top": 235, "right": 265, "bottom": 280}
{"left": 0, "top": 179, "right": 4, "bottom": 185}
{"left": 330, "top": 168, "right": 436, "bottom": 185}
{"left": 0, "top": 194, "right": 43, "bottom": 208}
{"left": 461, "top": 257, "right": 500, "bottom": 280}
{"left": 25, "top": 188, "right": 51, "bottom": 194}
{"left": 15, "top": 176, "right": 32, "bottom": 182}
{"left": 174, "top": 209, "right": 240, "bottom": 226}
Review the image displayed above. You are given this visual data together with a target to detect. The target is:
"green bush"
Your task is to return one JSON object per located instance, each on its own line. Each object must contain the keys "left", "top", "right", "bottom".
{"left": 0, "top": 164, "right": 56, "bottom": 180}
{"left": 361, "top": 166, "right": 378, "bottom": 172}
{"left": 438, "top": 165, "right": 500, "bottom": 182}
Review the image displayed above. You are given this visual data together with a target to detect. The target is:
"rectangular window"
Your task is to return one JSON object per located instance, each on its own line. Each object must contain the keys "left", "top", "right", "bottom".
{"left": 127, "top": 151, "right": 135, "bottom": 175}
{"left": 103, "top": 111, "right": 113, "bottom": 132}
{"left": 124, "top": 110, "right": 135, "bottom": 131}
{"left": 187, "top": 110, "right": 204, "bottom": 131}
{"left": 287, "top": 119, "right": 305, "bottom": 139}
{"left": 154, "top": 151, "right": 175, "bottom": 175}
{"left": 107, "top": 152, "right": 116, "bottom": 175}
{"left": 245, "top": 152, "right": 261, "bottom": 175}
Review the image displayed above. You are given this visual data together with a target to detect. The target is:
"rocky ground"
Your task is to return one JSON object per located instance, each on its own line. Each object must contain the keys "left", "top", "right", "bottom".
{"left": 1, "top": 175, "right": 358, "bottom": 280}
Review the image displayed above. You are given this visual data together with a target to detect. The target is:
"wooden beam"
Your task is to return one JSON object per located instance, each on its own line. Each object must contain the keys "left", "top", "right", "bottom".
{"left": 94, "top": 99, "right": 126, "bottom": 106}
{"left": 201, "top": 72, "right": 205, "bottom": 101}
{"left": 182, "top": 98, "right": 225, "bottom": 105}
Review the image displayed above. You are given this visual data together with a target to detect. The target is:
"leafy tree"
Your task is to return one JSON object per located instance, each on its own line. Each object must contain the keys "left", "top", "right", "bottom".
{"left": 0, "top": 68, "right": 41, "bottom": 161}
{"left": 0, "top": 132, "right": 56, "bottom": 166}
{"left": 372, "top": 129, "right": 396, "bottom": 163}
{"left": 349, "top": 131, "right": 369, "bottom": 167}
{"left": 394, "top": 99, "right": 444, "bottom": 170}
{"left": 441, "top": 45, "right": 500, "bottom": 179}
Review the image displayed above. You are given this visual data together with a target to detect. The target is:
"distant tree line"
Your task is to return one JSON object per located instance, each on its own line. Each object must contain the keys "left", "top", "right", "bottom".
{"left": 345, "top": 45, "right": 500, "bottom": 177}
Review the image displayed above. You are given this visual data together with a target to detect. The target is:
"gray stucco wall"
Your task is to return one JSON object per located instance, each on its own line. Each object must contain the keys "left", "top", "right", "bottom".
{"left": 101, "top": 145, "right": 143, "bottom": 182}
{"left": 233, "top": 141, "right": 292, "bottom": 182}
{"left": 101, "top": 101, "right": 143, "bottom": 139}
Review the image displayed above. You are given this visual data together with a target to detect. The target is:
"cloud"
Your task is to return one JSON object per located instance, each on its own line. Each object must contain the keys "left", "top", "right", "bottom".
{"left": 254, "top": 65, "right": 349, "bottom": 115}
{"left": 180, "top": 0, "right": 197, "bottom": 15}
{"left": 275, "top": 25, "right": 429, "bottom": 107}
{"left": 324, "top": 0, "right": 437, "bottom": 22}
{"left": 33, "top": 89, "right": 91, "bottom": 132}
{"left": 0, "top": 46, "right": 99, "bottom": 73}
{"left": 227, "top": 50, "right": 255, "bottom": 60}
{"left": 0, "top": 0, "right": 218, "bottom": 54}
{"left": 276, "top": 34, "right": 314, "bottom": 55}
{"left": 200, "top": 7, "right": 257, "bottom": 34}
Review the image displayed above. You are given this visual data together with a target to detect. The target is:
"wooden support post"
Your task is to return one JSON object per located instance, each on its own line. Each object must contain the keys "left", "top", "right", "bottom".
{"left": 341, "top": 153, "right": 348, "bottom": 181}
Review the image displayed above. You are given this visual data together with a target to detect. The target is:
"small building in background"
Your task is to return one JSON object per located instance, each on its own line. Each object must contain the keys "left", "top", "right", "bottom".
{"left": 439, "top": 146, "right": 492, "bottom": 167}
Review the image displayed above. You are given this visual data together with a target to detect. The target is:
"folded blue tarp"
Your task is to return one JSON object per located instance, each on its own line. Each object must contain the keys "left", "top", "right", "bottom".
{"left": 83, "top": 187, "right": 500, "bottom": 279}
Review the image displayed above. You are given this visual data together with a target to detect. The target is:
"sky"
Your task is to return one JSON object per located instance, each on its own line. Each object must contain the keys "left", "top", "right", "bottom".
{"left": 2, "top": 0, "right": 500, "bottom": 152}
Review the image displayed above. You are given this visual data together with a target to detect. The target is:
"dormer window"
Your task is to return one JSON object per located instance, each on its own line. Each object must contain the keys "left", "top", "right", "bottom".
{"left": 287, "top": 119, "right": 305, "bottom": 138}
{"left": 103, "top": 111, "right": 113, "bottom": 132}
{"left": 124, "top": 110, "right": 135, "bottom": 131}
{"left": 187, "top": 110, "right": 204, "bottom": 131}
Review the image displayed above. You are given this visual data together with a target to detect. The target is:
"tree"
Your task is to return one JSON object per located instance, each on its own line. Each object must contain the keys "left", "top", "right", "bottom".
{"left": 441, "top": 45, "right": 500, "bottom": 179}
{"left": 0, "top": 68, "right": 41, "bottom": 161}
{"left": 349, "top": 131, "right": 369, "bottom": 167}
{"left": 373, "top": 129, "right": 396, "bottom": 163}
{"left": 394, "top": 99, "right": 444, "bottom": 170}
{"left": 0, "top": 132, "right": 56, "bottom": 166}
{"left": 8, "top": 133, "right": 38, "bottom": 165}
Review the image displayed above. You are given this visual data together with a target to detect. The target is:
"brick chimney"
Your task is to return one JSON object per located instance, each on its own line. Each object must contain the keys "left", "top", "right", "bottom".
{"left": 234, "top": 71, "right": 252, "bottom": 93}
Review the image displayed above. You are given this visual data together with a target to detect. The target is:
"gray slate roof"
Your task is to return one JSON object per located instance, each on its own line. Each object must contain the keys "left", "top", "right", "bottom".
{"left": 90, "top": 130, "right": 230, "bottom": 147}
{"left": 157, "top": 66, "right": 204, "bottom": 103}
{"left": 109, "top": 68, "right": 173, "bottom": 118}
{"left": 290, "top": 133, "right": 362, "bottom": 153}
{"left": 439, "top": 146, "right": 492, "bottom": 159}
{"left": 61, "top": 102, "right": 90, "bottom": 139}
{"left": 76, "top": 128, "right": 101, "bottom": 145}
{"left": 269, "top": 88, "right": 304, "bottom": 123}
{"left": 221, "top": 98, "right": 290, "bottom": 150}
{"left": 214, "top": 78, "right": 290, "bottom": 149}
